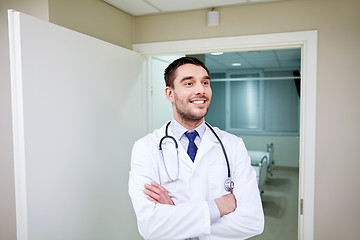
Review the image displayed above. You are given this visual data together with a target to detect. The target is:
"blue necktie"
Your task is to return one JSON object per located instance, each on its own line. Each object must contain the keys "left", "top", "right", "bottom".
{"left": 185, "top": 131, "right": 198, "bottom": 162}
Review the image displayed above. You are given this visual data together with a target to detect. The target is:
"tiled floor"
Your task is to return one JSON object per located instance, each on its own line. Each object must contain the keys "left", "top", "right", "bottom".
{"left": 250, "top": 167, "right": 299, "bottom": 240}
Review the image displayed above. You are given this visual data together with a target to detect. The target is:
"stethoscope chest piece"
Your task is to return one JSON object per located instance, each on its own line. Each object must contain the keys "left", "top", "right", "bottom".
{"left": 224, "top": 178, "right": 234, "bottom": 193}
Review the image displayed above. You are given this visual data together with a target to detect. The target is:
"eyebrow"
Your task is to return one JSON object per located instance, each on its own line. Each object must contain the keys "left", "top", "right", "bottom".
{"left": 180, "top": 75, "right": 211, "bottom": 82}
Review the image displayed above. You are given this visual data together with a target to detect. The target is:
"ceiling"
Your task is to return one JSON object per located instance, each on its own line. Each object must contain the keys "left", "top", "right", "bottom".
{"left": 103, "top": 0, "right": 280, "bottom": 16}
{"left": 103, "top": 0, "right": 299, "bottom": 72}
{"left": 155, "top": 49, "right": 301, "bottom": 73}
{"left": 202, "top": 48, "right": 301, "bottom": 73}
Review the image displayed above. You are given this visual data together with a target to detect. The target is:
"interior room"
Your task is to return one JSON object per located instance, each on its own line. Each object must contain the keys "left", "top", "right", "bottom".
{"left": 203, "top": 49, "right": 301, "bottom": 240}
{"left": 1, "top": 0, "right": 359, "bottom": 239}
{"left": 149, "top": 49, "right": 301, "bottom": 239}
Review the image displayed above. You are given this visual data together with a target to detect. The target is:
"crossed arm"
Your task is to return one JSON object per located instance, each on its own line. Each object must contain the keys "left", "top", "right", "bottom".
{"left": 144, "top": 181, "right": 237, "bottom": 217}
{"left": 130, "top": 138, "right": 264, "bottom": 239}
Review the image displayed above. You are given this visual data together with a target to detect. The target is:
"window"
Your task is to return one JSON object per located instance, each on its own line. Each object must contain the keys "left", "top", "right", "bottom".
{"left": 192, "top": 48, "right": 301, "bottom": 135}
{"left": 206, "top": 70, "right": 300, "bottom": 135}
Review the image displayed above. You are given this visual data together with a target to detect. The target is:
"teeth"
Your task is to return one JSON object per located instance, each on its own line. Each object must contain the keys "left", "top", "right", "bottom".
{"left": 193, "top": 100, "right": 205, "bottom": 104}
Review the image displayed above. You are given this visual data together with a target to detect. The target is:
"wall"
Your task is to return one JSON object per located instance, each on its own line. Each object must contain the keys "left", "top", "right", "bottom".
{"left": 133, "top": 0, "right": 360, "bottom": 239}
{"left": 241, "top": 135, "right": 299, "bottom": 167}
{"left": 0, "top": 1, "right": 49, "bottom": 239}
{"left": 48, "top": 0, "right": 133, "bottom": 49}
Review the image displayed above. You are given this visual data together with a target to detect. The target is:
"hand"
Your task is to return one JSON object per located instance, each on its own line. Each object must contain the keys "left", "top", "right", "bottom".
{"left": 144, "top": 181, "right": 174, "bottom": 205}
{"left": 214, "top": 193, "right": 237, "bottom": 217}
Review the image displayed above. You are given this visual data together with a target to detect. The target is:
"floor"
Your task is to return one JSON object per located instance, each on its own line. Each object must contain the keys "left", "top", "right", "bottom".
{"left": 249, "top": 167, "right": 299, "bottom": 240}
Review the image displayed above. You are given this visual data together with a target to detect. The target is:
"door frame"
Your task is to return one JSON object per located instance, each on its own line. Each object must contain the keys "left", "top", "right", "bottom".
{"left": 133, "top": 30, "right": 317, "bottom": 240}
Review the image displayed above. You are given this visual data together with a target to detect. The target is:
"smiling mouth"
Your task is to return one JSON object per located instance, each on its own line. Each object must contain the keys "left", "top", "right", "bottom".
{"left": 192, "top": 100, "right": 206, "bottom": 104}
{"left": 190, "top": 98, "right": 208, "bottom": 105}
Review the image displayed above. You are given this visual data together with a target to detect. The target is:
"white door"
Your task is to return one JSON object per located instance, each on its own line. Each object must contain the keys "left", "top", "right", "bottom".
{"left": 8, "top": 10, "right": 144, "bottom": 240}
{"left": 147, "top": 55, "right": 183, "bottom": 131}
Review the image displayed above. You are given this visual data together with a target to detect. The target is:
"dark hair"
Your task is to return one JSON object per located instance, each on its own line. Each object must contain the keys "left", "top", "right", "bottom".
{"left": 164, "top": 57, "right": 210, "bottom": 88}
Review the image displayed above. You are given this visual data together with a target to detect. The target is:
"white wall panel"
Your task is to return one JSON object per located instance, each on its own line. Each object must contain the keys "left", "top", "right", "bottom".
{"left": 9, "top": 10, "right": 144, "bottom": 240}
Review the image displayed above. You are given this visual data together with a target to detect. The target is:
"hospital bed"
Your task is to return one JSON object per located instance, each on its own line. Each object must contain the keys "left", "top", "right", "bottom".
{"left": 248, "top": 143, "right": 274, "bottom": 193}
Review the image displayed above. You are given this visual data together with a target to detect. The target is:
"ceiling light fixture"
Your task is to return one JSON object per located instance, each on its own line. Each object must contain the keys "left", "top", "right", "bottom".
{"left": 232, "top": 63, "right": 242, "bottom": 67}
{"left": 207, "top": 8, "right": 219, "bottom": 26}
{"left": 211, "top": 52, "right": 223, "bottom": 56}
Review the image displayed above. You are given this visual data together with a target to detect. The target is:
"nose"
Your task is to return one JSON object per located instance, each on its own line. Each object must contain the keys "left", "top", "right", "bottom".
{"left": 194, "top": 81, "right": 205, "bottom": 95}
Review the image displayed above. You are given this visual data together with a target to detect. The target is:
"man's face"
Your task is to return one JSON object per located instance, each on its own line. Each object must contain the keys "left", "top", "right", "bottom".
{"left": 165, "top": 64, "right": 212, "bottom": 125}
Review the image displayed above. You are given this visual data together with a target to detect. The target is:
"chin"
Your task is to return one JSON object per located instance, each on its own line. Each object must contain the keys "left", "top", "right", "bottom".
{"left": 175, "top": 105, "right": 209, "bottom": 122}
{"left": 190, "top": 111, "right": 208, "bottom": 121}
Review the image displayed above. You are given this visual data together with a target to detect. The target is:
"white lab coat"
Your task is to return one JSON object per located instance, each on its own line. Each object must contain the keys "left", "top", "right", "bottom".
{"left": 128, "top": 123, "right": 264, "bottom": 240}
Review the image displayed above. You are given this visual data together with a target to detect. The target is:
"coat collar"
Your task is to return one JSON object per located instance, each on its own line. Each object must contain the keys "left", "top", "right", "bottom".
{"left": 169, "top": 117, "right": 206, "bottom": 141}
{"left": 158, "top": 121, "right": 221, "bottom": 169}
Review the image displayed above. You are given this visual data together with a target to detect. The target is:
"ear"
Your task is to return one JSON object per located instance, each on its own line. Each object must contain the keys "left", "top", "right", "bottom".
{"left": 165, "top": 86, "right": 174, "bottom": 103}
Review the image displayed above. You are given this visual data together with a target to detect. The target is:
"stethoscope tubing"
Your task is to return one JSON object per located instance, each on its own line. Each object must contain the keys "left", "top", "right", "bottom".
{"left": 204, "top": 122, "right": 231, "bottom": 178}
{"left": 158, "top": 121, "right": 233, "bottom": 190}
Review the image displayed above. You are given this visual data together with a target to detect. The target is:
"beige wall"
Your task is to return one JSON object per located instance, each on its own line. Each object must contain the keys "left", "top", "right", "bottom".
{"left": 48, "top": 0, "right": 133, "bottom": 49}
{"left": 0, "top": 1, "right": 49, "bottom": 239}
{"left": 133, "top": 0, "right": 360, "bottom": 239}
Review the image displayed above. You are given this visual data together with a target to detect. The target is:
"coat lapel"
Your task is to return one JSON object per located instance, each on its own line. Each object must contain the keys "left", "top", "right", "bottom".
{"left": 193, "top": 126, "right": 219, "bottom": 167}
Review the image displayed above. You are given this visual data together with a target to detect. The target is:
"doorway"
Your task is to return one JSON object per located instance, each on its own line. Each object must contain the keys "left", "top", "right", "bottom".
{"left": 148, "top": 49, "right": 301, "bottom": 239}
{"left": 133, "top": 30, "right": 317, "bottom": 240}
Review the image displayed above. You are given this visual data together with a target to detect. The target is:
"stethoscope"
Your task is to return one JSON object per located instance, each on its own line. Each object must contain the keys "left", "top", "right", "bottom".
{"left": 159, "top": 121, "right": 234, "bottom": 193}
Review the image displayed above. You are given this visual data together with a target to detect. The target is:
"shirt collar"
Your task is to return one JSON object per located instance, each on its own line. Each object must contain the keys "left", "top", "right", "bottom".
{"left": 170, "top": 117, "right": 206, "bottom": 140}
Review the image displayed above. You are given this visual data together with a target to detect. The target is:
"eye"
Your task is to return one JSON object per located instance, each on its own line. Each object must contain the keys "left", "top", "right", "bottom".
{"left": 202, "top": 80, "right": 210, "bottom": 86}
{"left": 185, "top": 81, "right": 193, "bottom": 86}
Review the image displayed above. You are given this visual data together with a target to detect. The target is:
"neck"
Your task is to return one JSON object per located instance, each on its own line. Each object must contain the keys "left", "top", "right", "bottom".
{"left": 173, "top": 115, "right": 204, "bottom": 130}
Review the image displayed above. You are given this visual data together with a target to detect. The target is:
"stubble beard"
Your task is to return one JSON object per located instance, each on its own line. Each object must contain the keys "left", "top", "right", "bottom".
{"left": 173, "top": 94, "right": 211, "bottom": 124}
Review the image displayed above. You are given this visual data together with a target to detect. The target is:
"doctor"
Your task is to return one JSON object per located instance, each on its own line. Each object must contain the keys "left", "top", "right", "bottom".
{"left": 128, "top": 57, "right": 264, "bottom": 240}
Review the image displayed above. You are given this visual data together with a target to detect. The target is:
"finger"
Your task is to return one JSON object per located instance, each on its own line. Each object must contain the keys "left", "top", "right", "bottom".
{"left": 144, "top": 188, "right": 166, "bottom": 204}
{"left": 144, "top": 184, "right": 167, "bottom": 202}
{"left": 144, "top": 183, "right": 163, "bottom": 193}
{"left": 145, "top": 183, "right": 164, "bottom": 195}
{"left": 144, "top": 182, "right": 174, "bottom": 205}
{"left": 164, "top": 196, "right": 175, "bottom": 205}
{"left": 149, "top": 182, "right": 168, "bottom": 195}
{"left": 151, "top": 181, "right": 168, "bottom": 191}
{"left": 144, "top": 183, "right": 156, "bottom": 191}
{"left": 143, "top": 188, "right": 161, "bottom": 201}
{"left": 146, "top": 196, "right": 159, "bottom": 203}
{"left": 158, "top": 189, "right": 173, "bottom": 205}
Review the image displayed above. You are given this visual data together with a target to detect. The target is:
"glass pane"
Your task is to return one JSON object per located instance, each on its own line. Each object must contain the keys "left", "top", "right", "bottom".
{"left": 206, "top": 82, "right": 226, "bottom": 130}
{"left": 230, "top": 80, "right": 261, "bottom": 129}
{"left": 265, "top": 79, "right": 300, "bottom": 132}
